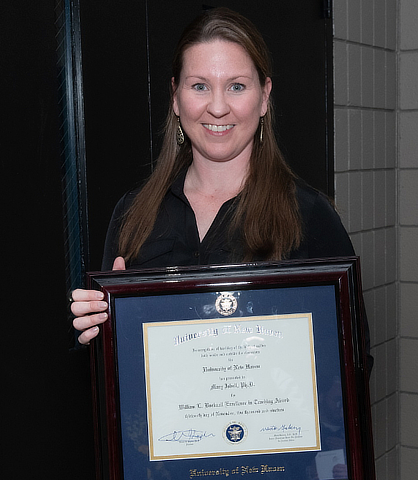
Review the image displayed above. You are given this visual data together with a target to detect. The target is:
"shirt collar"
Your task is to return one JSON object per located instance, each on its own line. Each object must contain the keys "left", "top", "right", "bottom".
{"left": 170, "top": 168, "right": 188, "bottom": 200}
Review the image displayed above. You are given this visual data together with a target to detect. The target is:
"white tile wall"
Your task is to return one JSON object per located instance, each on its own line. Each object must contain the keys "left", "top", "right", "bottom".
{"left": 374, "top": 113, "right": 386, "bottom": 167}
{"left": 400, "top": 229, "right": 418, "bottom": 282}
{"left": 333, "top": 1, "right": 401, "bottom": 478}
{"left": 362, "top": 171, "right": 374, "bottom": 229}
{"left": 374, "top": 50, "right": 387, "bottom": 109}
{"left": 399, "top": 53, "right": 418, "bottom": 109}
{"left": 348, "top": 44, "right": 362, "bottom": 105}
{"left": 374, "top": 0, "right": 387, "bottom": 48}
{"left": 362, "top": 46, "right": 374, "bottom": 107}
{"left": 335, "top": 1, "right": 418, "bottom": 476}
{"left": 400, "top": 170, "right": 418, "bottom": 224}
{"left": 361, "top": 0, "right": 374, "bottom": 45}
{"left": 386, "top": 171, "right": 396, "bottom": 225}
{"left": 334, "top": 41, "right": 348, "bottom": 105}
{"left": 400, "top": 0, "right": 418, "bottom": 49}
{"left": 400, "top": 394, "right": 418, "bottom": 447}
{"left": 386, "top": 53, "right": 397, "bottom": 109}
{"left": 362, "top": 110, "right": 375, "bottom": 169}
{"left": 399, "top": 111, "right": 418, "bottom": 167}
{"left": 400, "top": 447, "right": 418, "bottom": 480}
{"left": 400, "top": 339, "right": 418, "bottom": 392}
{"left": 400, "top": 283, "right": 418, "bottom": 337}
{"left": 386, "top": 0, "right": 397, "bottom": 50}
{"left": 349, "top": 109, "right": 362, "bottom": 169}
{"left": 333, "top": 0, "right": 347, "bottom": 38}
{"left": 347, "top": 0, "right": 361, "bottom": 43}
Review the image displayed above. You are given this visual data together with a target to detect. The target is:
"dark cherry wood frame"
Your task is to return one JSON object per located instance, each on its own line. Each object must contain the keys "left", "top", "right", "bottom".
{"left": 87, "top": 257, "right": 375, "bottom": 480}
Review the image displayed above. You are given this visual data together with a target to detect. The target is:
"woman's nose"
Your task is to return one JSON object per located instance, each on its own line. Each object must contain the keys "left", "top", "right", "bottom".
{"left": 207, "top": 90, "right": 230, "bottom": 117}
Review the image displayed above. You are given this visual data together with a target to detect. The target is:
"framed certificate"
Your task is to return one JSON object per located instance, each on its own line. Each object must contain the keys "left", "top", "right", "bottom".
{"left": 87, "top": 257, "right": 375, "bottom": 480}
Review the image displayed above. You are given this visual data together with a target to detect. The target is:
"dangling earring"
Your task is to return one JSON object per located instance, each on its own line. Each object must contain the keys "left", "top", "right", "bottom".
{"left": 176, "top": 117, "right": 185, "bottom": 145}
{"left": 259, "top": 117, "right": 264, "bottom": 143}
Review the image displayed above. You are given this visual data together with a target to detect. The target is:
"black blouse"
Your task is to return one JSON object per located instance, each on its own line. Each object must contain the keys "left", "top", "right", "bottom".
{"left": 102, "top": 171, "right": 355, "bottom": 271}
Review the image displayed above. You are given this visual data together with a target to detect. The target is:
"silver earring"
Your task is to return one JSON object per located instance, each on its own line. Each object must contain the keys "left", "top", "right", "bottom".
{"left": 176, "top": 117, "right": 185, "bottom": 145}
{"left": 259, "top": 117, "right": 264, "bottom": 143}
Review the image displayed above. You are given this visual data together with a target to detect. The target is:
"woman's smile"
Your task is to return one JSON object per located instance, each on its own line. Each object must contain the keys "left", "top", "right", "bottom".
{"left": 202, "top": 123, "right": 235, "bottom": 133}
{"left": 172, "top": 39, "right": 271, "bottom": 165}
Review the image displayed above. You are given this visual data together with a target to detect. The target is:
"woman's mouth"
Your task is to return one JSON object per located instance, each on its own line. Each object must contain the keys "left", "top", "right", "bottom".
{"left": 203, "top": 124, "right": 235, "bottom": 132}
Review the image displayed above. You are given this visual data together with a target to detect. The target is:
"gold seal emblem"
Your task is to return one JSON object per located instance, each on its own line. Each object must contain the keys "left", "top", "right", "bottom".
{"left": 215, "top": 293, "right": 238, "bottom": 316}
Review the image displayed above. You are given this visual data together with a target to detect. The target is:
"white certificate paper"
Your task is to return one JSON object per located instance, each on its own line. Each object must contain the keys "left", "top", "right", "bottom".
{"left": 143, "top": 314, "right": 320, "bottom": 461}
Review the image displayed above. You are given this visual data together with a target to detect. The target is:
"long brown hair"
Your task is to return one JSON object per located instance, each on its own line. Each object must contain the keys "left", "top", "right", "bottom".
{"left": 119, "top": 7, "right": 302, "bottom": 262}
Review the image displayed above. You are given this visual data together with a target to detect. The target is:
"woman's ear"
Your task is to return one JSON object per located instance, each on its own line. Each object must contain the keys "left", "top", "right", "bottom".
{"left": 172, "top": 77, "right": 179, "bottom": 116}
{"left": 261, "top": 77, "right": 272, "bottom": 117}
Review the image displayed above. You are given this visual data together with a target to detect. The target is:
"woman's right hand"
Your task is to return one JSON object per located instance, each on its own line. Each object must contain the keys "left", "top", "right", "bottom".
{"left": 72, "top": 256, "right": 126, "bottom": 345}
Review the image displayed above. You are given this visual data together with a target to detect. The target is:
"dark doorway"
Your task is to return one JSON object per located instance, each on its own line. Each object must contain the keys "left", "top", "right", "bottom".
{"left": 2, "top": 1, "right": 95, "bottom": 479}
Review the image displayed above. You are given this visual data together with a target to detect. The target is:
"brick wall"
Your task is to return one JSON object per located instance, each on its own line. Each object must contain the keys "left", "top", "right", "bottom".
{"left": 398, "top": 1, "right": 418, "bottom": 478}
{"left": 333, "top": 0, "right": 398, "bottom": 478}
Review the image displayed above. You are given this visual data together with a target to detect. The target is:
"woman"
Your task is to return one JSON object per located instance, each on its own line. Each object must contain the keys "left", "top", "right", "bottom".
{"left": 72, "top": 8, "right": 361, "bottom": 353}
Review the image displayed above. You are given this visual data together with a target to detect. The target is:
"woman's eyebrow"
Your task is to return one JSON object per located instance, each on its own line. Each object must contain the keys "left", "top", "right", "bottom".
{"left": 184, "top": 75, "right": 253, "bottom": 82}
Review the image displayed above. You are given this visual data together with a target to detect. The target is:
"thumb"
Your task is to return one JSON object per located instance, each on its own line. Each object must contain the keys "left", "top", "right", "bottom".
{"left": 112, "top": 256, "right": 126, "bottom": 271}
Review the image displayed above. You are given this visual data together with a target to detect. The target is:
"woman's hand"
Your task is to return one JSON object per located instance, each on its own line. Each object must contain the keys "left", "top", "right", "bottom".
{"left": 72, "top": 256, "right": 126, "bottom": 345}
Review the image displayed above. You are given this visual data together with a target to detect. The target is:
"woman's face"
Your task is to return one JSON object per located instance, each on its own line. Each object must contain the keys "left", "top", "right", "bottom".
{"left": 173, "top": 40, "right": 271, "bottom": 166}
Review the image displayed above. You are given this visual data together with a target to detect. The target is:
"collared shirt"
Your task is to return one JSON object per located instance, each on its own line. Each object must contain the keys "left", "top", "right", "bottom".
{"left": 101, "top": 170, "right": 355, "bottom": 271}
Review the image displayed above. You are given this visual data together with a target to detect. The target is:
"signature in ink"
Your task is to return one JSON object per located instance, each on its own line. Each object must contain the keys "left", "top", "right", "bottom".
{"left": 260, "top": 424, "right": 302, "bottom": 435}
{"left": 158, "top": 429, "right": 215, "bottom": 443}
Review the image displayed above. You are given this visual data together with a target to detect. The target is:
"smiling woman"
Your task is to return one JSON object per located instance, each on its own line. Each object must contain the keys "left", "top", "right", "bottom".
{"left": 173, "top": 40, "right": 272, "bottom": 239}
{"left": 71, "top": 7, "right": 370, "bottom": 374}
{"left": 172, "top": 41, "right": 270, "bottom": 164}
{"left": 117, "top": 7, "right": 301, "bottom": 268}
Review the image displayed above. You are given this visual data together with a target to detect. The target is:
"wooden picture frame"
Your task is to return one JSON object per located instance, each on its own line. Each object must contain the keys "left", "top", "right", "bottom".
{"left": 88, "top": 257, "right": 374, "bottom": 480}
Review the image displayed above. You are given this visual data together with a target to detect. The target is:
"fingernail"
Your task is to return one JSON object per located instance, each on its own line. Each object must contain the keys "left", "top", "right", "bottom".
{"left": 92, "top": 326, "right": 99, "bottom": 332}
{"left": 98, "top": 301, "right": 107, "bottom": 308}
{"left": 98, "top": 313, "right": 108, "bottom": 320}
{"left": 95, "top": 291, "right": 104, "bottom": 299}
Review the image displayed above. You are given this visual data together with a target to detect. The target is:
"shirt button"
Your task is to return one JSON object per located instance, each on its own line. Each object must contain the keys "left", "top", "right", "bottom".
{"left": 194, "top": 251, "right": 200, "bottom": 258}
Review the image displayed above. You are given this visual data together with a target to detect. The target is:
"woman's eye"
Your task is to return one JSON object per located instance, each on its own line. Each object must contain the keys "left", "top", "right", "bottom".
{"left": 192, "top": 83, "right": 207, "bottom": 91}
{"left": 230, "top": 83, "right": 245, "bottom": 92}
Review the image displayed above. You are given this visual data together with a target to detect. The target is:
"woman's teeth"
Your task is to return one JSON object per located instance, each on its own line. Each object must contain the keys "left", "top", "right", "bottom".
{"left": 203, "top": 124, "right": 234, "bottom": 132}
